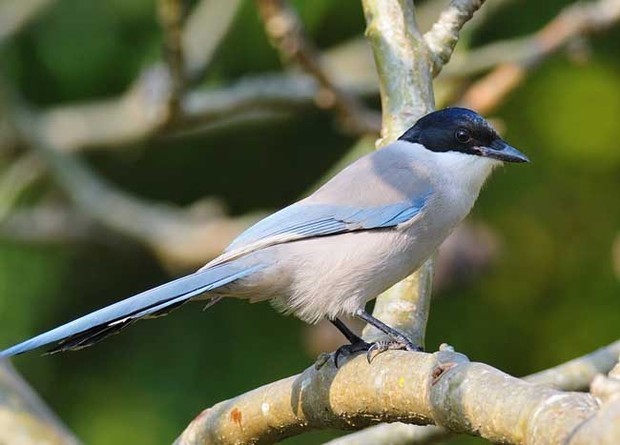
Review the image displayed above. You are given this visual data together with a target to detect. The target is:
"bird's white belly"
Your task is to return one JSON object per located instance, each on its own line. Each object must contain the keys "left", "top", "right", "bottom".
{"left": 231, "top": 208, "right": 458, "bottom": 323}
{"left": 218, "top": 170, "right": 481, "bottom": 323}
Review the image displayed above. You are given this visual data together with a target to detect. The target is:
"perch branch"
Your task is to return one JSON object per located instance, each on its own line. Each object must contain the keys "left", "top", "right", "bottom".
{"left": 326, "top": 339, "right": 620, "bottom": 445}
{"left": 175, "top": 348, "right": 620, "bottom": 445}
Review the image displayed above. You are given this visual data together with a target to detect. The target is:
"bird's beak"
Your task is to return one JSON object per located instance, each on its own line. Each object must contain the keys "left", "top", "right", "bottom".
{"left": 478, "top": 139, "right": 530, "bottom": 163}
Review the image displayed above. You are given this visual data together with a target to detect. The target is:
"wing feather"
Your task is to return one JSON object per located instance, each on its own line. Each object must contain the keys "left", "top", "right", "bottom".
{"left": 226, "top": 198, "right": 429, "bottom": 253}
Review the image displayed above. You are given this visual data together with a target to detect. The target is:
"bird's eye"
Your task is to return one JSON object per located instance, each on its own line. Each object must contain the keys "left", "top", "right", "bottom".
{"left": 455, "top": 129, "right": 471, "bottom": 143}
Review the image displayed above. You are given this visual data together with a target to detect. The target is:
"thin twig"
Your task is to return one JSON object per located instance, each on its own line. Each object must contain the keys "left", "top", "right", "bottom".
{"left": 526, "top": 339, "right": 620, "bottom": 390}
{"left": 0, "top": 205, "right": 105, "bottom": 244}
{"left": 0, "top": 153, "right": 44, "bottom": 221}
{"left": 255, "top": 0, "right": 380, "bottom": 135}
{"left": 182, "top": 0, "right": 242, "bottom": 81}
{"left": 0, "top": 80, "right": 262, "bottom": 269}
{"left": 158, "top": 0, "right": 187, "bottom": 119}
{"left": 424, "top": 0, "right": 486, "bottom": 76}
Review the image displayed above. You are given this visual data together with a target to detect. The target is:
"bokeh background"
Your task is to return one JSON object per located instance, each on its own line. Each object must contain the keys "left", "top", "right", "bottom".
{"left": 1, "top": 0, "right": 619, "bottom": 444}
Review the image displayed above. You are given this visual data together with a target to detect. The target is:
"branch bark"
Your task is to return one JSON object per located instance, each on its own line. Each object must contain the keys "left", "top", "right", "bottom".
{"left": 359, "top": 0, "right": 436, "bottom": 347}
{"left": 175, "top": 348, "right": 620, "bottom": 445}
{"left": 256, "top": 0, "right": 380, "bottom": 134}
{"left": 360, "top": 0, "right": 483, "bottom": 350}
{"left": 326, "top": 339, "right": 620, "bottom": 445}
{"left": 424, "top": 0, "right": 486, "bottom": 76}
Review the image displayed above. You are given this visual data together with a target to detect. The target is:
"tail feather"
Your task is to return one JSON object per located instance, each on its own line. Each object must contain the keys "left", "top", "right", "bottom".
{"left": 1, "top": 262, "right": 261, "bottom": 357}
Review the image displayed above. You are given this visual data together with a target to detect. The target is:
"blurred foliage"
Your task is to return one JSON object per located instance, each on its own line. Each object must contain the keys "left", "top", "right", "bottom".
{"left": 0, "top": 0, "right": 619, "bottom": 444}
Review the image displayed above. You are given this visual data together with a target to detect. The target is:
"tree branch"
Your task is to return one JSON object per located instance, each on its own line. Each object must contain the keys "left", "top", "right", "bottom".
{"left": 359, "top": 0, "right": 436, "bottom": 348}
{"left": 174, "top": 348, "right": 620, "bottom": 445}
{"left": 0, "top": 153, "right": 44, "bottom": 221}
{"left": 0, "top": 0, "right": 243, "bottom": 154}
{"left": 0, "top": 205, "right": 106, "bottom": 244}
{"left": 326, "top": 339, "right": 620, "bottom": 445}
{"left": 182, "top": 0, "right": 242, "bottom": 81}
{"left": 0, "top": 359, "right": 81, "bottom": 445}
{"left": 361, "top": 0, "right": 434, "bottom": 143}
{"left": 526, "top": 339, "right": 620, "bottom": 391}
{"left": 0, "top": 81, "right": 262, "bottom": 269}
{"left": 424, "top": 0, "right": 486, "bottom": 76}
{"left": 158, "top": 0, "right": 187, "bottom": 119}
{"left": 255, "top": 0, "right": 380, "bottom": 134}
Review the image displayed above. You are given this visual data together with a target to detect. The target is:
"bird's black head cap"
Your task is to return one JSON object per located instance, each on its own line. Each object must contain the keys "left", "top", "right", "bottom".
{"left": 399, "top": 107, "right": 529, "bottom": 163}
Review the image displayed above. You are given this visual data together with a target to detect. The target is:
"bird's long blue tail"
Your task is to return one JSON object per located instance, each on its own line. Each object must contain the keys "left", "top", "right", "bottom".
{"left": 0, "top": 262, "right": 261, "bottom": 357}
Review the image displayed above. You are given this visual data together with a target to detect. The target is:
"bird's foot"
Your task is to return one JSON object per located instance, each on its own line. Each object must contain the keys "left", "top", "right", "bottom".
{"left": 366, "top": 338, "right": 423, "bottom": 363}
{"left": 333, "top": 337, "right": 423, "bottom": 367}
{"left": 333, "top": 339, "right": 372, "bottom": 368}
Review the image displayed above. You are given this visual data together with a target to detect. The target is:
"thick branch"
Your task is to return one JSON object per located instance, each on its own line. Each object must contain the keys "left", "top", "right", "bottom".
{"left": 362, "top": 0, "right": 434, "bottom": 142}
{"left": 326, "top": 339, "right": 620, "bottom": 445}
{"left": 360, "top": 0, "right": 436, "bottom": 347}
{"left": 175, "top": 349, "right": 615, "bottom": 445}
{"left": 424, "top": 0, "right": 486, "bottom": 76}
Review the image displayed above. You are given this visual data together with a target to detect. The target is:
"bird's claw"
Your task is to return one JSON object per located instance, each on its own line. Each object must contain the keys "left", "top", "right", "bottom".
{"left": 333, "top": 340, "right": 372, "bottom": 368}
{"left": 366, "top": 338, "right": 423, "bottom": 363}
{"left": 334, "top": 337, "right": 423, "bottom": 367}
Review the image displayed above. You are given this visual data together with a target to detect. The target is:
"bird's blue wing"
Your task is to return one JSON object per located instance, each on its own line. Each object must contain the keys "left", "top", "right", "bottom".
{"left": 226, "top": 196, "right": 429, "bottom": 252}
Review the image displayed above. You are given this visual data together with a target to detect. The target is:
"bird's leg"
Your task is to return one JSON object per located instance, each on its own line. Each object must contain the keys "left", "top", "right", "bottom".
{"left": 330, "top": 318, "right": 371, "bottom": 367}
{"left": 355, "top": 309, "right": 423, "bottom": 362}
{"left": 331, "top": 318, "right": 363, "bottom": 343}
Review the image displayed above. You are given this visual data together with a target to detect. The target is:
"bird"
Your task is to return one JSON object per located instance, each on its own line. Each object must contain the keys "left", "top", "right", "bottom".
{"left": 0, "top": 107, "right": 529, "bottom": 365}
